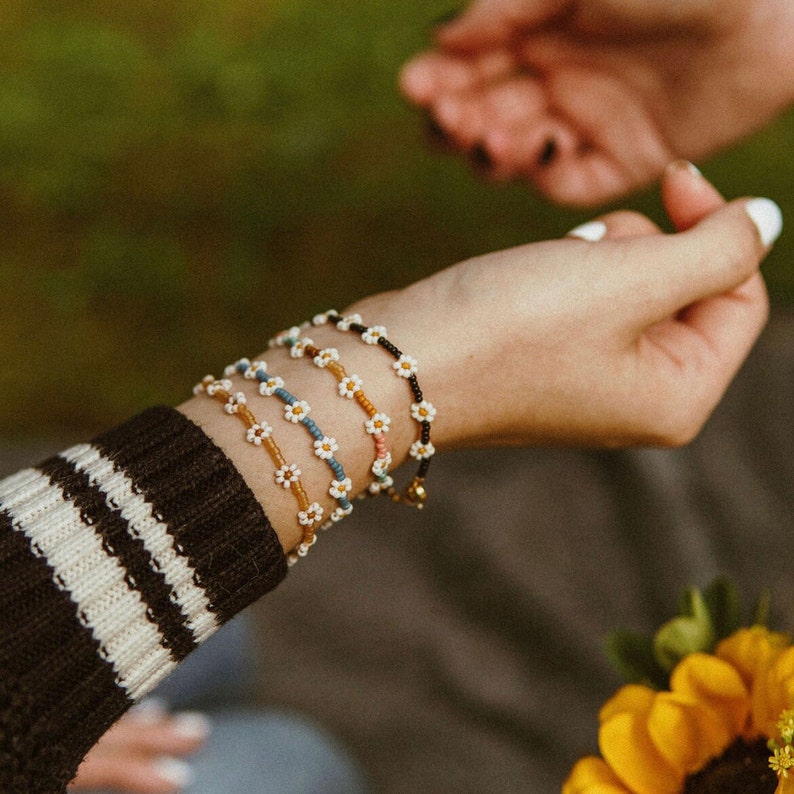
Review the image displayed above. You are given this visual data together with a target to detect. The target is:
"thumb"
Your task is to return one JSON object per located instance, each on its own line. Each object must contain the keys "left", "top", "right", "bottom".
{"left": 643, "top": 196, "right": 781, "bottom": 322}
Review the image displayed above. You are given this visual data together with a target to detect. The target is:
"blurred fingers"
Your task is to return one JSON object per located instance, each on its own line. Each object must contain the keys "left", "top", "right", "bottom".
{"left": 399, "top": 48, "right": 516, "bottom": 106}
{"left": 108, "top": 712, "right": 211, "bottom": 756}
{"left": 435, "top": 0, "right": 569, "bottom": 50}
{"left": 72, "top": 753, "right": 193, "bottom": 794}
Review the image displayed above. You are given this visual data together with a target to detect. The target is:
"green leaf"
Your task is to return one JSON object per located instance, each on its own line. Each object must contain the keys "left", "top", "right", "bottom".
{"left": 653, "top": 588, "right": 716, "bottom": 672}
{"left": 753, "top": 588, "right": 772, "bottom": 627}
{"left": 703, "top": 576, "right": 742, "bottom": 639}
{"left": 605, "top": 630, "right": 668, "bottom": 690}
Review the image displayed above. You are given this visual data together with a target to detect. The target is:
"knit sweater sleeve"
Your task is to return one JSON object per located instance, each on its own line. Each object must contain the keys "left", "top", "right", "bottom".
{"left": 0, "top": 405, "right": 288, "bottom": 793}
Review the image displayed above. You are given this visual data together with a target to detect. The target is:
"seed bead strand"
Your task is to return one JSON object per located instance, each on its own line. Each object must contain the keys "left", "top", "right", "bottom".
{"left": 318, "top": 311, "right": 435, "bottom": 509}
{"left": 225, "top": 358, "right": 354, "bottom": 527}
{"left": 269, "top": 330, "right": 394, "bottom": 497}
{"left": 193, "top": 375, "right": 321, "bottom": 564}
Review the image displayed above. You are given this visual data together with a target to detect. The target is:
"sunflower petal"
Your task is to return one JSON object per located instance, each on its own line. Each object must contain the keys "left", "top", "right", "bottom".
{"left": 753, "top": 647, "right": 794, "bottom": 738}
{"left": 599, "top": 684, "right": 656, "bottom": 724}
{"left": 670, "top": 653, "right": 749, "bottom": 734}
{"left": 775, "top": 772, "right": 794, "bottom": 794}
{"left": 717, "top": 626, "right": 789, "bottom": 689}
{"left": 600, "top": 711, "right": 682, "bottom": 794}
{"left": 562, "top": 756, "right": 631, "bottom": 793}
{"left": 647, "top": 692, "right": 733, "bottom": 775}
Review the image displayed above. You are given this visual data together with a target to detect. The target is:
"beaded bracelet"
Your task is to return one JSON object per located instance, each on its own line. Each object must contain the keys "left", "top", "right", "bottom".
{"left": 193, "top": 375, "right": 322, "bottom": 564}
{"left": 317, "top": 311, "right": 435, "bottom": 509}
{"left": 225, "top": 358, "right": 354, "bottom": 527}
{"left": 270, "top": 332, "right": 394, "bottom": 497}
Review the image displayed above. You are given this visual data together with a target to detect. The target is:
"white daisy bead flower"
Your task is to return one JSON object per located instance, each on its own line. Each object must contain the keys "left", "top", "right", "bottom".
{"left": 330, "top": 505, "right": 353, "bottom": 523}
{"left": 338, "top": 374, "right": 363, "bottom": 399}
{"left": 298, "top": 503, "right": 324, "bottom": 527}
{"left": 329, "top": 477, "right": 353, "bottom": 500}
{"left": 411, "top": 400, "right": 437, "bottom": 423}
{"left": 314, "top": 436, "right": 339, "bottom": 460}
{"left": 313, "top": 347, "right": 339, "bottom": 368}
{"left": 393, "top": 354, "right": 419, "bottom": 379}
{"left": 244, "top": 360, "right": 266, "bottom": 379}
{"left": 362, "top": 325, "right": 387, "bottom": 345}
{"left": 205, "top": 378, "right": 232, "bottom": 396}
{"left": 312, "top": 311, "right": 336, "bottom": 326}
{"left": 368, "top": 475, "right": 394, "bottom": 494}
{"left": 259, "top": 375, "right": 284, "bottom": 396}
{"left": 223, "top": 361, "right": 242, "bottom": 377}
{"left": 274, "top": 463, "right": 301, "bottom": 488}
{"left": 193, "top": 375, "right": 214, "bottom": 395}
{"left": 337, "top": 313, "right": 363, "bottom": 331}
{"left": 224, "top": 392, "right": 247, "bottom": 414}
{"left": 246, "top": 423, "right": 272, "bottom": 445}
{"left": 284, "top": 400, "right": 311, "bottom": 423}
{"left": 297, "top": 534, "right": 318, "bottom": 557}
{"left": 272, "top": 326, "right": 301, "bottom": 347}
{"left": 409, "top": 440, "right": 436, "bottom": 460}
{"left": 365, "top": 413, "right": 391, "bottom": 435}
{"left": 371, "top": 453, "right": 393, "bottom": 477}
{"left": 289, "top": 337, "right": 314, "bottom": 359}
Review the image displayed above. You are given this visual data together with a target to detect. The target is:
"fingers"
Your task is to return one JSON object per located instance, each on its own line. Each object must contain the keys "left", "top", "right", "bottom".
{"left": 399, "top": 49, "right": 516, "bottom": 106}
{"left": 660, "top": 160, "right": 725, "bottom": 231}
{"left": 72, "top": 753, "right": 193, "bottom": 793}
{"left": 106, "top": 712, "right": 210, "bottom": 755}
{"left": 435, "top": 0, "right": 570, "bottom": 50}
{"left": 657, "top": 196, "right": 781, "bottom": 309}
{"left": 675, "top": 271, "right": 768, "bottom": 368}
{"left": 636, "top": 268, "right": 769, "bottom": 446}
{"left": 563, "top": 178, "right": 781, "bottom": 329}
{"left": 70, "top": 708, "right": 210, "bottom": 793}
{"left": 565, "top": 179, "right": 777, "bottom": 447}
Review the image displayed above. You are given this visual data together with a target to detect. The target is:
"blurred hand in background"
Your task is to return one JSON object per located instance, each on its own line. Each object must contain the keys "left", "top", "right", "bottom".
{"left": 401, "top": 0, "right": 794, "bottom": 206}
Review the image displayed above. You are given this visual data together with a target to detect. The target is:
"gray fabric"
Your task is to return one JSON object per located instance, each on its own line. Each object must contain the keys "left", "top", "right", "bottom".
{"left": 249, "top": 310, "right": 794, "bottom": 793}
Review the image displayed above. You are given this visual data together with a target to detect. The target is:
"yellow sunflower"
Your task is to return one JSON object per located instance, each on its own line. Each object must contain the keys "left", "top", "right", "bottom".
{"left": 563, "top": 626, "right": 794, "bottom": 794}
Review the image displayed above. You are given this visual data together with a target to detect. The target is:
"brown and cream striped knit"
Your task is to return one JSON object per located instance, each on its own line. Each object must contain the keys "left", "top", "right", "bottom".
{"left": 0, "top": 406, "right": 287, "bottom": 793}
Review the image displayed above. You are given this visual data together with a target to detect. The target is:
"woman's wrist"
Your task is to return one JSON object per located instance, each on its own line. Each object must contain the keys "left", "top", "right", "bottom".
{"left": 177, "top": 287, "right": 455, "bottom": 554}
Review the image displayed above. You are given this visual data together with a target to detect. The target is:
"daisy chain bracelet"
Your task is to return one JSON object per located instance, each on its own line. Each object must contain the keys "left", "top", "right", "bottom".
{"left": 270, "top": 330, "right": 394, "bottom": 497}
{"left": 320, "top": 311, "right": 436, "bottom": 508}
{"left": 225, "top": 358, "right": 354, "bottom": 528}
{"left": 193, "top": 375, "right": 322, "bottom": 564}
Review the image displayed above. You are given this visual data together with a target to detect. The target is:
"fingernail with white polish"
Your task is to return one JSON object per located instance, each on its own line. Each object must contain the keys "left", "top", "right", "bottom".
{"left": 684, "top": 160, "right": 702, "bottom": 176}
{"left": 154, "top": 757, "right": 194, "bottom": 789}
{"left": 129, "top": 698, "right": 169, "bottom": 723}
{"left": 745, "top": 197, "right": 783, "bottom": 247}
{"left": 667, "top": 159, "right": 702, "bottom": 177}
{"left": 567, "top": 220, "right": 607, "bottom": 242}
{"left": 172, "top": 712, "right": 212, "bottom": 741}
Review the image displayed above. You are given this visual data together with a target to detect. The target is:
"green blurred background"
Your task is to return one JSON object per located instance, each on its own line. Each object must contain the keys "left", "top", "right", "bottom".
{"left": 1, "top": 0, "right": 793, "bottom": 440}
